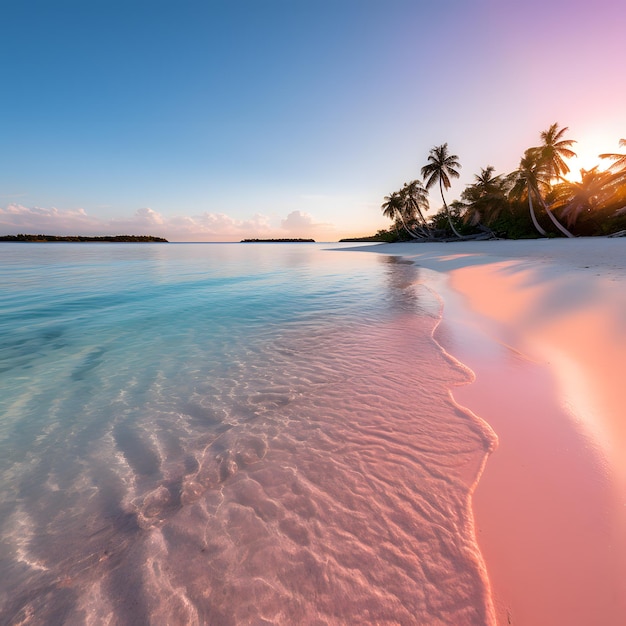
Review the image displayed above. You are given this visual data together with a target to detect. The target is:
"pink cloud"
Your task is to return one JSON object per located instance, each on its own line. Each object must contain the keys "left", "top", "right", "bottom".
{"left": 0, "top": 204, "right": 340, "bottom": 242}
{"left": 280, "top": 210, "right": 336, "bottom": 240}
{"left": 0, "top": 204, "right": 100, "bottom": 232}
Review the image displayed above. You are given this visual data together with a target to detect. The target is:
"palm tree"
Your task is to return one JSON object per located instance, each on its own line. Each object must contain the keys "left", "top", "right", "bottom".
{"left": 381, "top": 183, "right": 430, "bottom": 239}
{"left": 401, "top": 180, "right": 430, "bottom": 235}
{"left": 381, "top": 191, "right": 421, "bottom": 239}
{"left": 532, "top": 123, "right": 576, "bottom": 237}
{"left": 461, "top": 166, "right": 509, "bottom": 227}
{"left": 599, "top": 140, "right": 626, "bottom": 220}
{"left": 600, "top": 139, "right": 626, "bottom": 184}
{"left": 421, "top": 143, "right": 463, "bottom": 238}
{"left": 552, "top": 166, "right": 616, "bottom": 227}
{"left": 382, "top": 191, "right": 412, "bottom": 237}
{"left": 538, "top": 122, "right": 577, "bottom": 181}
{"left": 509, "top": 148, "right": 549, "bottom": 236}
{"left": 599, "top": 138, "right": 626, "bottom": 170}
{"left": 474, "top": 165, "right": 498, "bottom": 190}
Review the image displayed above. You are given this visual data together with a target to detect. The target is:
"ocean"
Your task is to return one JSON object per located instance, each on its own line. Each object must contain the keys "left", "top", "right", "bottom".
{"left": 0, "top": 242, "right": 496, "bottom": 625}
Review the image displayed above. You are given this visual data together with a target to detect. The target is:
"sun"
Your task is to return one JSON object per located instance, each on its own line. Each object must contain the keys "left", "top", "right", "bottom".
{"left": 563, "top": 134, "right": 613, "bottom": 182}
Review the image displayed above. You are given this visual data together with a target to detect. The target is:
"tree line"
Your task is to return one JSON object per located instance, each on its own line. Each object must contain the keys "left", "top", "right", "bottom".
{"left": 0, "top": 234, "right": 169, "bottom": 242}
{"left": 379, "top": 124, "right": 626, "bottom": 241}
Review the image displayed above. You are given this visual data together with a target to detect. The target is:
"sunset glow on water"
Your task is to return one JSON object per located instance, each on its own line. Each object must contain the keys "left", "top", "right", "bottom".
{"left": 0, "top": 243, "right": 497, "bottom": 624}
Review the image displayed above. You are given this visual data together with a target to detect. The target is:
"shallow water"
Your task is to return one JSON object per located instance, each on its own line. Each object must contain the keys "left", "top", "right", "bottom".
{"left": 0, "top": 242, "right": 496, "bottom": 625}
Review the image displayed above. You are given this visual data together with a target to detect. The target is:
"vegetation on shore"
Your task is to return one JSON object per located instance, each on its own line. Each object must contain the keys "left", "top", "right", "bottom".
{"left": 241, "top": 238, "right": 315, "bottom": 242}
{"left": 378, "top": 125, "right": 626, "bottom": 241}
{"left": 0, "top": 234, "right": 168, "bottom": 242}
{"left": 339, "top": 234, "right": 395, "bottom": 242}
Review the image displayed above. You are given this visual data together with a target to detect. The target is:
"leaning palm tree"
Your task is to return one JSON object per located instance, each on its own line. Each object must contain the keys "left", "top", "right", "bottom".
{"left": 382, "top": 180, "right": 432, "bottom": 239}
{"left": 382, "top": 186, "right": 428, "bottom": 239}
{"left": 509, "top": 148, "right": 549, "bottom": 236}
{"left": 401, "top": 180, "right": 431, "bottom": 235}
{"left": 532, "top": 123, "right": 577, "bottom": 237}
{"left": 382, "top": 191, "right": 414, "bottom": 238}
{"left": 421, "top": 143, "right": 463, "bottom": 238}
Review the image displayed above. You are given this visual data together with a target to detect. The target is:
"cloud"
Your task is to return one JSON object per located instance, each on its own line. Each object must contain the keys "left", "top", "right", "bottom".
{"left": 280, "top": 210, "right": 336, "bottom": 240}
{"left": 0, "top": 204, "right": 100, "bottom": 232}
{"left": 160, "top": 211, "right": 274, "bottom": 240}
{"left": 0, "top": 204, "right": 340, "bottom": 242}
{"left": 281, "top": 210, "right": 315, "bottom": 231}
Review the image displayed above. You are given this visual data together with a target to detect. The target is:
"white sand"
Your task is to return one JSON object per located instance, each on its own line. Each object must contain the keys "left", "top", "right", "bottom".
{"left": 347, "top": 237, "right": 626, "bottom": 625}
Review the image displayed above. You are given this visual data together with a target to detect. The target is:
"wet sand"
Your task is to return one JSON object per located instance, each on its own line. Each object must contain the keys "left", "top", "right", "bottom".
{"left": 352, "top": 238, "right": 626, "bottom": 625}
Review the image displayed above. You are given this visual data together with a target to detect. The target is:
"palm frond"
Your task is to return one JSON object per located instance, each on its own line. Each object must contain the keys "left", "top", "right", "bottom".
{"left": 599, "top": 139, "right": 626, "bottom": 172}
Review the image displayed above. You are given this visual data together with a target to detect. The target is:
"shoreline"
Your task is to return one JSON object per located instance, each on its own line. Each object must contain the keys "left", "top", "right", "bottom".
{"left": 346, "top": 238, "right": 626, "bottom": 624}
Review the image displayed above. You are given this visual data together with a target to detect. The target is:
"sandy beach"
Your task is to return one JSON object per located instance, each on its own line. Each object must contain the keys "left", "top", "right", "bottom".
{"left": 352, "top": 237, "right": 626, "bottom": 625}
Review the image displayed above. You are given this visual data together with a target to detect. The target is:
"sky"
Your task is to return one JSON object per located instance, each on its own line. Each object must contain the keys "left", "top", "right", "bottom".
{"left": 1, "top": 0, "right": 625, "bottom": 242}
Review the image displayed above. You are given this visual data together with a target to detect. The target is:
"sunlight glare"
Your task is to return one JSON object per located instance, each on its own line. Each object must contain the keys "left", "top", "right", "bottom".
{"left": 563, "top": 133, "right": 614, "bottom": 182}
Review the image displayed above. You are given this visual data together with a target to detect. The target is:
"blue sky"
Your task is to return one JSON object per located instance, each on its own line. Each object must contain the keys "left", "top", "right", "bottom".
{"left": 1, "top": 0, "right": 625, "bottom": 241}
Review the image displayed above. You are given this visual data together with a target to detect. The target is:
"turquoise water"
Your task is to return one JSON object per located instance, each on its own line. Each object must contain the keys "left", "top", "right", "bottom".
{"left": 0, "top": 242, "right": 495, "bottom": 625}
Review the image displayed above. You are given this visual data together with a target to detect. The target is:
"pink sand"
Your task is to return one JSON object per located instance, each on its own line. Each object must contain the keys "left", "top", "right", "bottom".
{"left": 356, "top": 238, "right": 626, "bottom": 625}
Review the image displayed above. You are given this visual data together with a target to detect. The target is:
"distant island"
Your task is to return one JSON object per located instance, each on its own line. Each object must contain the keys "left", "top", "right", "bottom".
{"left": 240, "top": 238, "right": 315, "bottom": 243}
{"left": 339, "top": 235, "right": 390, "bottom": 242}
{"left": 0, "top": 234, "right": 168, "bottom": 242}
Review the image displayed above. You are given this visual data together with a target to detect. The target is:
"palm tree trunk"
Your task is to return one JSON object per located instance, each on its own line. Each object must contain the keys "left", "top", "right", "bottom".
{"left": 413, "top": 206, "right": 430, "bottom": 234}
{"left": 527, "top": 186, "right": 548, "bottom": 236}
{"left": 397, "top": 213, "right": 425, "bottom": 239}
{"left": 409, "top": 201, "right": 433, "bottom": 239}
{"left": 440, "top": 178, "right": 463, "bottom": 238}
{"left": 539, "top": 195, "right": 575, "bottom": 238}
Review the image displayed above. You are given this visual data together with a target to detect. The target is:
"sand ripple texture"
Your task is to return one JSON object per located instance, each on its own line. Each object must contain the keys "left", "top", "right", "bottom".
{"left": 0, "top": 244, "right": 496, "bottom": 625}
